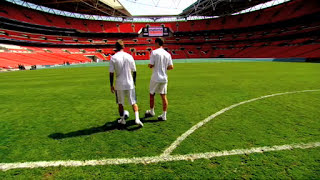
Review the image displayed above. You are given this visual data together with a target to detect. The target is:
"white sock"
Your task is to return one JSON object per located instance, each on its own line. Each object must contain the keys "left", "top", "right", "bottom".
{"left": 162, "top": 111, "right": 167, "bottom": 117}
{"left": 150, "top": 108, "right": 155, "bottom": 114}
{"left": 135, "top": 111, "right": 139, "bottom": 120}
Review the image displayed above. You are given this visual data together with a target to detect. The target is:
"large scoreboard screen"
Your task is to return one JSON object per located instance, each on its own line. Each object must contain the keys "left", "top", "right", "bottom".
{"left": 142, "top": 27, "right": 169, "bottom": 37}
{"left": 149, "top": 27, "right": 163, "bottom": 36}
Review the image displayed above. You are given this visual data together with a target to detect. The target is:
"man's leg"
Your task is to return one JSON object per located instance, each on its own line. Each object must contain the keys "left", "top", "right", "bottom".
{"left": 132, "top": 103, "right": 139, "bottom": 119}
{"left": 132, "top": 104, "right": 143, "bottom": 126}
{"left": 145, "top": 93, "right": 155, "bottom": 117}
{"left": 117, "top": 104, "right": 126, "bottom": 125}
{"left": 131, "top": 104, "right": 139, "bottom": 118}
{"left": 132, "top": 103, "right": 139, "bottom": 112}
{"left": 160, "top": 94, "right": 168, "bottom": 112}
{"left": 150, "top": 80, "right": 156, "bottom": 115}
{"left": 118, "top": 104, "right": 124, "bottom": 117}
{"left": 129, "top": 89, "right": 143, "bottom": 126}
{"left": 150, "top": 93, "right": 155, "bottom": 114}
{"left": 159, "top": 94, "right": 168, "bottom": 120}
{"left": 157, "top": 82, "right": 168, "bottom": 121}
{"left": 116, "top": 91, "right": 126, "bottom": 125}
{"left": 145, "top": 80, "right": 156, "bottom": 117}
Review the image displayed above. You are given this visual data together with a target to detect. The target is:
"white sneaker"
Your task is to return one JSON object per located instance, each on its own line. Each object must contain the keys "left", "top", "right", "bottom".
{"left": 117, "top": 118, "right": 126, "bottom": 125}
{"left": 135, "top": 119, "right": 144, "bottom": 127}
{"left": 158, "top": 114, "right": 166, "bottom": 121}
{"left": 145, "top": 110, "right": 155, "bottom": 117}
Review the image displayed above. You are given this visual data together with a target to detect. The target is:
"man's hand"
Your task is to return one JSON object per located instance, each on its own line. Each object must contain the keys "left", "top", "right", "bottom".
{"left": 111, "top": 86, "right": 115, "bottom": 93}
{"left": 148, "top": 64, "right": 154, "bottom": 69}
{"left": 167, "top": 65, "right": 174, "bottom": 70}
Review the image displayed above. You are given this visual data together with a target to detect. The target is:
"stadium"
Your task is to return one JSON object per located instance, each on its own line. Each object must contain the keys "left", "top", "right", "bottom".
{"left": 0, "top": 0, "right": 320, "bottom": 179}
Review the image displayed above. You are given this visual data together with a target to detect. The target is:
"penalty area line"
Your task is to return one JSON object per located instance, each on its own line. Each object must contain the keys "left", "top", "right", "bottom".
{"left": 1, "top": 141, "right": 320, "bottom": 171}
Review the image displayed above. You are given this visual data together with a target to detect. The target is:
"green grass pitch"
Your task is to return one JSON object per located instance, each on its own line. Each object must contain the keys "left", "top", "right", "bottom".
{"left": 1, "top": 62, "right": 320, "bottom": 179}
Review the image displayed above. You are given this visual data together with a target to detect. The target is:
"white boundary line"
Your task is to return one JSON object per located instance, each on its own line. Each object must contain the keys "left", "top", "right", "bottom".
{"left": 1, "top": 89, "right": 319, "bottom": 171}
{"left": 161, "top": 89, "right": 320, "bottom": 156}
{"left": 1, "top": 142, "right": 320, "bottom": 171}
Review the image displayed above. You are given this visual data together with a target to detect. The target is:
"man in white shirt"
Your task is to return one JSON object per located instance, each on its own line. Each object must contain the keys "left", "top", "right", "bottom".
{"left": 145, "top": 38, "right": 174, "bottom": 121}
{"left": 109, "top": 40, "right": 143, "bottom": 127}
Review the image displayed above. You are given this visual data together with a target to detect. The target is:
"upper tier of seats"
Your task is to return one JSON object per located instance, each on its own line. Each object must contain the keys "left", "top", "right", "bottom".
{"left": 1, "top": 15, "right": 319, "bottom": 46}
{"left": 0, "top": 0, "right": 319, "bottom": 33}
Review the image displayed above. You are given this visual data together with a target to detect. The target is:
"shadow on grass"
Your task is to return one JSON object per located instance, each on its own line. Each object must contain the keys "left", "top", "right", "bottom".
{"left": 48, "top": 117, "right": 164, "bottom": 140}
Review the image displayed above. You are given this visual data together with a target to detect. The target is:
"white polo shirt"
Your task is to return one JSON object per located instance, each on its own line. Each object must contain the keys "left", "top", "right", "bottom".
{"left": 150, "top": 48, "right": 173, "bottom": 83}
{"left": 109, "top": 51, "right": 136, "bottom": 90}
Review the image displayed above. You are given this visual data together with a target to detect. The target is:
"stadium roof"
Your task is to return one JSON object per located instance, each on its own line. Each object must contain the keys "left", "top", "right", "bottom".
{"left": 5, "top": 0, "right": 293, "bottom": 22}
{"left": 180, "top": 0, "right": 274, "bottom": 17}
{"left": 21, "top": 0, "right": 132, "bottom": 17}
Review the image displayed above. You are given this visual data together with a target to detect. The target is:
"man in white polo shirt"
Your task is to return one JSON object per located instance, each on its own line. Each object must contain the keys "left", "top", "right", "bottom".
{"left": 109, "top": 40, "right": 143, "bottom": 127}
{"left": 145, "top": 38, "right": 174, "bottom": 121}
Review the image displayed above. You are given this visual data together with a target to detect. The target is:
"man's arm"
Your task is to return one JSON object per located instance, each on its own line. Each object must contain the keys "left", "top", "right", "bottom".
{"left": 149, "top": 51, "right": 155, "bottom": 69}
{"left": 109, "top": 58, "right": 115, "bottom": 93}
{"left": 109, "top": 72, "right": 115, "bottom": 93}
{"left": 132, "top": 71, "right": 137, "bottom": 85}
{"left": 167, "top": 55, "right": 174, "bottom": 70}
{"left": 129, "top": 57, "right": 137, "bottom": 85}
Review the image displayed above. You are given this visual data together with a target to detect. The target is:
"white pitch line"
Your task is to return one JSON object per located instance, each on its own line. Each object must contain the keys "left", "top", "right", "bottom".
{"left": 161, "top": 89, "right": 320, "bottom": 156}
{"left": 1, "top": 142, "right": 320, "bottom": 171}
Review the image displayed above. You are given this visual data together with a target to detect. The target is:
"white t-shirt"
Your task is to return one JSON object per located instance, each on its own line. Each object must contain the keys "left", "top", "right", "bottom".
{"left": 109, "top": 51, "right": 136, "bottom": 90}
{"left": 150, "top": 48, "right": 173, "bottom": 83}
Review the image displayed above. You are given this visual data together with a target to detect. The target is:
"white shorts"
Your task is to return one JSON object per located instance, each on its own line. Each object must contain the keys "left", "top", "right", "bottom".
{"left": 150, "top": 80, "right": 167, "bottom": 95}
{"left": 115, "top": 89, "right": 137, "bottom": 105}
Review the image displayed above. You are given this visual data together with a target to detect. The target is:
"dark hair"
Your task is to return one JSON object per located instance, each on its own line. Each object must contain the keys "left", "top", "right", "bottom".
{"left": 155, "top": 37, "right": 164, "bottom": 46}
{"left": 115, "top": 40, "right": 124, "bottom": 51}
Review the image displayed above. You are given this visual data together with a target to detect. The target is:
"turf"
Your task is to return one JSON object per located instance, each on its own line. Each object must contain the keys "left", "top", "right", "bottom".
{"left": 0, "top": 62, "right": 320, "bottom": 179}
